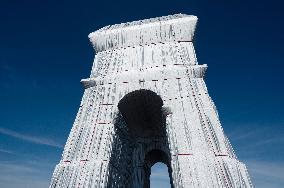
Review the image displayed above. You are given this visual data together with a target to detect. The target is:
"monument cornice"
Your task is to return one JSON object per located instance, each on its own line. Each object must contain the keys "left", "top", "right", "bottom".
{"left": 89, "top": 14, "right": 197, "bottom": 52}
{"left": 81, "top": 64, "right": 207, "bottom": 89}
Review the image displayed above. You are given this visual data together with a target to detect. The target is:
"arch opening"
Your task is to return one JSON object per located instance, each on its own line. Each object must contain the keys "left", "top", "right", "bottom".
{"left": 144, "top": 149, "right": 173, "bottom": 188}
{"left": 118, "top": 89, "right": 165, "bottom": 137}
{"left": 150, "top": 162, "right": 171, "bottom": 188}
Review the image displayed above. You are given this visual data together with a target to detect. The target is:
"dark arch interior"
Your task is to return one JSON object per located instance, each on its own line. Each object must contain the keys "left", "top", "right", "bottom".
{"left": 144, "top": 149, "right": 169, "bottom": 167}
{"left": 118, "top": 89, "right": 165, "bottom": 137}
{"left": 116, "top": 89, "right": 173, "bottom": 187}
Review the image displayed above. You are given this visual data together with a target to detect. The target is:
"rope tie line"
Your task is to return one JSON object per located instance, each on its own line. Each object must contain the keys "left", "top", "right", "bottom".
{"left": 99, "top": 104, "right": 114, "bottom": 106}
{"left": 80, "top": 159, "right": 89, "bottom": 162}
{"left": 173, "top": 153, "right": 193, "bottom": 156}
{"left": 215, "top": 154, "right": 228, "bottom": 157}
{"left": 97, "top": 122, "right": 112, "bottom": 125}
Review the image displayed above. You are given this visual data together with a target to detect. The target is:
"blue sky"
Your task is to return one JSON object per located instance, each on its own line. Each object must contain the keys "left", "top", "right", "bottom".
{"left": 0, "top": 0, "right": 283, "bottom": 187}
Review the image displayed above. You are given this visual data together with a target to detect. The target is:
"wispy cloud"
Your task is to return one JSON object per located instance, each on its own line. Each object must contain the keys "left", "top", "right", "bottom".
{"left": 0, "top": 127, "right": 63, "bottom": 148}
{"left": 0, "top": 161, "right": 51, "bottom": 188}
{"left": 244, "top": 136, "right": 284, "bottom": 149}
{"left": 0, "top": 162, "right": 39, "bottom": 174}
{"left": 226, "top": 124, "right": 284, "bottom": 187}
{"left": 248, "top": 160, "right": 284, "bottom": 180}
{"left": 228, "top": 129, "right": 257, "bottom": 141}
{"left": 246, "top": 160, "right": 284, "bottom": 188}
{"left": 227, "top": 126, "right": 284, "bottom": 149}
{"left": 0, "top": 148, "right": 14, "bottom": 154}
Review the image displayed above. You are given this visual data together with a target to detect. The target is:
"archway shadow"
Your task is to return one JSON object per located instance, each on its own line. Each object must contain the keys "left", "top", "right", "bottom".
{"left": 106, "top": 89, "right": 173, "bottom": 188}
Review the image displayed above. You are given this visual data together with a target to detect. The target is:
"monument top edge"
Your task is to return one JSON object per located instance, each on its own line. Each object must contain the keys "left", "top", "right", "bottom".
{"left": 88, "top": 14, "right": 198, "bottom": 52}
{"left": 89, "top": 14, "right": 196, "bottom": 37}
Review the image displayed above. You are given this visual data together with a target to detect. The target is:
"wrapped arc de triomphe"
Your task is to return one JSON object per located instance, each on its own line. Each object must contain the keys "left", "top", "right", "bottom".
{"left": 50, "top": 14, "right": 253, "bottom": 188}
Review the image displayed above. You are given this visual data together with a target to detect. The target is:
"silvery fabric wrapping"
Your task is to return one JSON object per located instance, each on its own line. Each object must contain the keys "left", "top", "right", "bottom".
{"left": 50, "top": 14, "right": 253, "bottom": 188}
